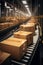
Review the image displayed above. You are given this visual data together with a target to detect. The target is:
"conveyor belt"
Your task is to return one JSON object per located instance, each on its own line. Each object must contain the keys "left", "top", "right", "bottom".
{"left": 9, "top": 26, "right": 39, "bottom": 65}
{"left": 10, "top": 39, "right": 39, "bottom": 65}
{"left": 0, "top": 26, "right": 39, "bottom": 65}
{"left": 1, "top": 39, "right": 39, "bottom": 65}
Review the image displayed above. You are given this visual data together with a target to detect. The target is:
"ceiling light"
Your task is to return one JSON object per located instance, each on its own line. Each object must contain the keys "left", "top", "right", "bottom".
{"left": 25, "top": 5, "right": 28, "bottom": 8}
{"left": 6, "top": 6, "right": 10, "bottom": 9}
{"left": 22, "top": 1, "right": 27, "bottom": 4}
{"left": 5, "top": 2, "right": 7, "bottom": 7}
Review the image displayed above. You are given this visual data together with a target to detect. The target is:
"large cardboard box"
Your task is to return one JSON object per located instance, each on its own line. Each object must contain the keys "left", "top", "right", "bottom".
{"left": 20, "top": 24, "right": 35, "bottom": 35}
{"left": 14, "top": 31, "right": 33, "bottom": 45}
{"left": 0, "top": 51, "right": 10, "bottom": 64}
{"left": 0, "top": 38, "right": 27, "bottom": 60}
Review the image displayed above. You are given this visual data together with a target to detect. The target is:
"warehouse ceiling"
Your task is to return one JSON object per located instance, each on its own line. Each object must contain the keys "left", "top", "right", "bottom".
{"left": 1, "top": 0, "right": 43, "bottom": 15}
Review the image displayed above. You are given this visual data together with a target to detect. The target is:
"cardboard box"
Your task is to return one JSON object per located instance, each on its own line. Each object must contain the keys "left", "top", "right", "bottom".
{"left": 10, "top": 18, "right": 19, "bottom": 25}
{"left": 27, "top": 22, "right": 37, "bottom": 29}
{"left": 20, "top": 24, "right": 35, "bottom": 35}
{"left": 28, "top": 18, "right": 38, "bottom": 25}
{"left": 0, "top": 51, "right": 10, "bottom": 64}
{"left": 26, "top": 22, "right": 36, "bottom": 30}
{"left": 0, "top": 22, "right": 14, "bottom": 30}
{"left": 14, "top": 31, "right": 33, "bottom": 45}
{"left": 9, "top": 22, "right": 13, "bottom": 26}
{"left": 26, "top": 22, "right": 36, "bottom": 26}
{"left": 0, "top": 23, "right": 9, "bottom": 29}
{"left": 0, "top": 38, "right": 27, "bottom": 60}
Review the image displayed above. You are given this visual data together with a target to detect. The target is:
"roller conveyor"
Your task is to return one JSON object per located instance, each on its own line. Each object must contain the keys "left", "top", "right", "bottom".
{"left": 0, "top": 26, "right": 40, "bottom": 65}
{"left": 10, "top": 41, "right": 39, "bottom": 65}
{"left": 9, "top": 27, "right": 39, "bottom": 65}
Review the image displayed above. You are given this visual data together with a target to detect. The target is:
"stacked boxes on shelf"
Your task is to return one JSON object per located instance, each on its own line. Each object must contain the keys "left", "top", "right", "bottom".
{"left": 0, "top": 16, "right": 28, "bottom": 30}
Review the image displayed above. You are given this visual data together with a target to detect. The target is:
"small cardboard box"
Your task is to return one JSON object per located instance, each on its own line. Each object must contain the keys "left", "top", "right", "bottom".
{"left": 14, "top": 31, "right": 33, "bottom": 45}
{"left": 0, "top": 51, "right": 10, "bottom": 64}
{"left": 0, "top": 38, "right": 27, "bottom": 60}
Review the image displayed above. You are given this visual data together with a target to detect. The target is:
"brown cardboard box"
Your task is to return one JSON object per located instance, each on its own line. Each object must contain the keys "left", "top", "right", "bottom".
{"left": 27, "top": 21, "right": 37, "bottom": 29}
{"left": 0, "top": 23, "right": 9, "bottom": 30}
{"left": 8, "top": 23, "right": 14, "bottom": 27}
{"left": 14, "top": 31, "right": 33, "bottom": 45}
{"left": 26, "top": 22, "right": 36, "bottom": 26}
{"left": 20, "top": 24, "right": 35, "bottom": 35}
{"left": 28, "top": 17, "right": 38, "bottom": 25}
{"left": 0, "top": 51, "right": 10, "bottom": 64}
{"left": 0, "top": 22, "right": 14, "bottom": 30}
{"left": 0, "top": 38, "right": 27, "bottom": 60}
{"left": 10, "top": 18, "right": 19, "bottom": 25}
{"left": 26, "top": 22, "right": 36, "bottom": 30}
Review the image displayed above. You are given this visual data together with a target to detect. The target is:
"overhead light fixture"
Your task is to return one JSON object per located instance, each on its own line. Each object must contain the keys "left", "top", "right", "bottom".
{"left": 5, "top": 2, "right": 10, "bottom": 9}
{"left": 6, "top": 6, "right": 10, "bottom": 9}
{"left": 22, "top": 0, "right": 31, "bottom": 17}
{"left": 5, "top": 2, "right": 7, "bottom": 7}
{"left": 25, "top": 5, "right": 28, "bottom": 8}
{"left": 22, "top": 1, "right": 27, "bottom": 4}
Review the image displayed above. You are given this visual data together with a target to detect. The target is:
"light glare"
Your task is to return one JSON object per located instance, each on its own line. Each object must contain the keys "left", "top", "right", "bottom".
{"left": 22, "top": 1, "right": 27, "bottom": 4}
{"left": 25, "top": 5, "right": 28, "bottom": 8}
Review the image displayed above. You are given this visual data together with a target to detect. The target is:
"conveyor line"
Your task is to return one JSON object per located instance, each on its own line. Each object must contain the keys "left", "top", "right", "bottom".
{"left": 10, "top": 40, "right": 39, "bottom": 65}
{"left": 10, "top": 26, "right": 39, "bottom": 65}
{"left": 0, "top": 25, "right": 39, "bottom": 65}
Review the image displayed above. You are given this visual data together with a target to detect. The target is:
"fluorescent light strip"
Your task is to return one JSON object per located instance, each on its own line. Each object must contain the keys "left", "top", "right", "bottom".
{"left": 22, "top": 1, "right": 27, "bottom": 4}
